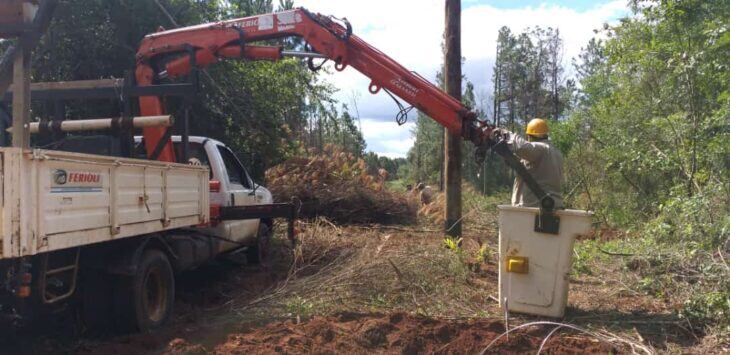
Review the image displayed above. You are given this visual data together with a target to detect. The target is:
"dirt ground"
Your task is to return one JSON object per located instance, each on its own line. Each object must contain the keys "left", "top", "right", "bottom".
{"left": 0, "top": 213, "right": 721, "bottom": 354}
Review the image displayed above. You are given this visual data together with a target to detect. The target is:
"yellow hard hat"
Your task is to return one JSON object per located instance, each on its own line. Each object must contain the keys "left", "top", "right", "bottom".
{"left": 526, "top": 118, "right": 549, "bottom": 137}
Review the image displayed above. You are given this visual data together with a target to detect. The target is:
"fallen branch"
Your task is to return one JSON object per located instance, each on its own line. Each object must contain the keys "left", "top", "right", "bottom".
{"left": 351, "top": 225, "right": 441, "bottom": 233}
{"left": 599, "top": 248, "right": 636, "bottom": 257}
{"left": 717, "top": 245, "right": 730, "bottom": 272}
{"left": 387, "top": 258, "right": 405, "bottom": 282}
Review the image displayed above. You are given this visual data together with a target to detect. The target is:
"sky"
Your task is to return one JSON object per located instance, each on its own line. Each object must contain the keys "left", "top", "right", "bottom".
{"left": 295, "top": 0, "right": 631, "bottom": 158}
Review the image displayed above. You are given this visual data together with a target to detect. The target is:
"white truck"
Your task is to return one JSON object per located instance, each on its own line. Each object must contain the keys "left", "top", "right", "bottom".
{"left": 0, "top": 133, "right": 293, "bottom": 331}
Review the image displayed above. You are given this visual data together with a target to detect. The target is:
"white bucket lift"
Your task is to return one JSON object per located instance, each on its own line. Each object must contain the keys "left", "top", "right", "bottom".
{"left": 498, "top": 206, "right": 593, "bottom": 318}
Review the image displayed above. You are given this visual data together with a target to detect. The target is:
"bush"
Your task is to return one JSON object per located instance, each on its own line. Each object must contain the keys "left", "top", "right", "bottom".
{"left": 681, "top": 290, "right": 730, "bottom": 331}
{"left": 644, "top": 182, "right": 729, "bottom": 249}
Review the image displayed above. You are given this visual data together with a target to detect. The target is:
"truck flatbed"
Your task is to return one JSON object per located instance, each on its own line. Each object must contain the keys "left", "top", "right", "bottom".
{"left": 0, "top": 147, "right": 209, "bottom": 258}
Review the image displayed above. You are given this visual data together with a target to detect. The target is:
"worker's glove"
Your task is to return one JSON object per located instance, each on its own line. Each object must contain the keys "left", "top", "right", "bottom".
{"left": 491, "top": 128, "right": 511, "bottom": 142}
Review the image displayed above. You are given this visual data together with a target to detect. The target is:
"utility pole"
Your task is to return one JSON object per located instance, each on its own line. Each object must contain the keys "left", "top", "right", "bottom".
{"left": 444, "top": 0, "right": 462, "bottom": 237}
{"left": 439, "top": 127, "right": 444, "bottom": 191}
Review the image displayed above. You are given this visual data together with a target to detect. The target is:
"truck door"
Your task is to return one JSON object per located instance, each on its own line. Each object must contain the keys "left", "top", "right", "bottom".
{"left": 216, "top": 145, "right": 260, "bottom": 245}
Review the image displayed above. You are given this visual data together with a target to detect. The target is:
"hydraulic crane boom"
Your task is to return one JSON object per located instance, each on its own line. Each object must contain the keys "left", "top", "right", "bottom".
{"left": 135, "top": 7, "right": 556, "bottom": 211}
{"left": 135, "top": 8, "right": 486, "bottom": 161}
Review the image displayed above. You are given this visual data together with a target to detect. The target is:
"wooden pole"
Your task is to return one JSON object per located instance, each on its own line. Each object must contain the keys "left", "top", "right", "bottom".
{"left": 444, "top": 0, "right": 462, "bottom": 237}
{"left": 439, "top": 126, "right": 444, "bottom": 191}
{"left": 0, "top": 0, "right": 57, "bottom": 96}
{"left": 11, "top": 45, "right": 30, "bottom": 149}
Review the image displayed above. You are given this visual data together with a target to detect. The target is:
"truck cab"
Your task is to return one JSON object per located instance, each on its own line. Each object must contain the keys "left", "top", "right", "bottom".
{"left": 135, "top": 136, "right": 274, "bottom": 252}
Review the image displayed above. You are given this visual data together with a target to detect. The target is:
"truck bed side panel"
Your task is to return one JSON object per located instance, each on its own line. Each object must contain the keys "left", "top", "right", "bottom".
{"left": 41, "top": 162, "right": 111, "bottom": 235}
{"left": 0, "top": 148, "right": 210, "bottom": 258}
{"left": 166, "top": 169, "right": 204, "bottom": 219}
{"left": 116, "top": 166, "right": 164, "bottom": 224}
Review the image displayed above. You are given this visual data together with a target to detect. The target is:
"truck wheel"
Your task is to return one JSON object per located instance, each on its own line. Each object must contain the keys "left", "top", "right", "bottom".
{"left": 114, "top": 249, "right": 175, "bottom": 332}
{"left": 247, "top": 223, "right": 272, "bottom": 268}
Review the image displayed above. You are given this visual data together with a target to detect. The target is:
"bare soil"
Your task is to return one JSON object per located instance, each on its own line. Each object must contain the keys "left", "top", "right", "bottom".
{"left": 214, "top": 312, "right": 617, "bottom": 354}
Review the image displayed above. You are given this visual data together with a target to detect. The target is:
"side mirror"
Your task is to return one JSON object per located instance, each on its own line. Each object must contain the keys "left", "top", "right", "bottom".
{"left": 248, "top": 182, "right": 259, "bottom": 196}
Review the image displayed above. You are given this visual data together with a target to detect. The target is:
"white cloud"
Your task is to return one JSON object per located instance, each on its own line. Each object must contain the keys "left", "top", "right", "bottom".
{"left": 296, "top": 0, "right": 629, "bottom": 157}
{"left": 359, "top": 118, "right": 415, "bottom": 158}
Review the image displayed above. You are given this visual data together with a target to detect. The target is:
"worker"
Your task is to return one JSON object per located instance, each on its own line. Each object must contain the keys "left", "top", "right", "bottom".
{"left": 415, "top": 183, "right": 434, "bottom": 205}
{"left": 497, "top": 118, "right": 564, "bottom": 209}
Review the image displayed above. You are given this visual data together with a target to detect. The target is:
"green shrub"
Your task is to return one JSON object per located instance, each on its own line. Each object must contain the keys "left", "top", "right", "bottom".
{"left": 681, "top": 290, "right": 730, "bottom": 331}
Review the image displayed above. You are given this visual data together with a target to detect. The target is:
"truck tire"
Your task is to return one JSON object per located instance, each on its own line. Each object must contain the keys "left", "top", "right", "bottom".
{"left": 246, "top": 223, "right": 272, "bottom": 268}
{"left": 114, "top": 249, "right": 175, "bottom": 332}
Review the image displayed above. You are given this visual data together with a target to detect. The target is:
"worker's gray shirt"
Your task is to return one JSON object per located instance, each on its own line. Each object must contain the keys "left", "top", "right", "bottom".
{"left": 508, "top": 134, "right": 564, "bottom": 209}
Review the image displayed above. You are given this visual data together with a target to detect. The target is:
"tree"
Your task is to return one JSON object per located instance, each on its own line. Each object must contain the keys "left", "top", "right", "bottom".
{"left": 561, "top": 0, "right": 729, "bottom": 330}
{"left": 363, "top": 152, "right": 406, "bottom": 180}
{"left": 565, "top": 0, "right": 729, "bottom": 232}
{"left": 23, "top": 0, "right": 365, "bottom": 175}
{"left": 491, "top": 26, "right": 572, "bottom": 126}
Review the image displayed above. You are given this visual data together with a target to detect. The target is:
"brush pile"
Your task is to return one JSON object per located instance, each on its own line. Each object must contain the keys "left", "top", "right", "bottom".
{"left": 266, "top": 145, "right": 417, "bottom": 224}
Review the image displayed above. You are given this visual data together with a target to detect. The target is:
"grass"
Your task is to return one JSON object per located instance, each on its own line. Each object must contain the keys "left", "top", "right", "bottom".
{"left": 384, "top": 178, "right": 410, "bottom": 192}
{"left": 229, "top": 219, "right": 497, "bottom": 320}
{"left": 201, "top": 185, "right": 723, "bottom": 353}
{"left": 570, "top": 230, "right": 730, "bottom": 351}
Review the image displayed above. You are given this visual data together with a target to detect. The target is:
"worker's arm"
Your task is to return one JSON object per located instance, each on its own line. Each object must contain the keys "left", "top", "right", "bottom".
{"left": 508, "top": 133, "right": 543, "bottom": 163}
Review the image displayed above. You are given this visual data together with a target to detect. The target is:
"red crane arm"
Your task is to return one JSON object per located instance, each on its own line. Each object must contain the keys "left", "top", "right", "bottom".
{"left": 136, "top": 8, "right": 489, "bottom": 162}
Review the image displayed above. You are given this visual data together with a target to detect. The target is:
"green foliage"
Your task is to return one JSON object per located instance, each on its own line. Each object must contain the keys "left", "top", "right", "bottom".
{"left": 568, "top": 0, "right": 730, "bottom": 224}
{"left": 407, "top": 110, "right": 444, "bottom": 184}
{"left": 548, "top": 118, "right": 580, "bottom": 155}
{"left": 565, "top": 0, "right": 729, "bottom": 331}
{"left": 572, "top": 240, "right": 600, "bottom": 275}
{"left": 384, "top": 178, "right": 409, "bottom": 192}
{"left": 363, "top": 152, "right": 407, "bottom": 180}
{"left": 284, "top": 295, "right": 316, "bottom": 318}
{"left": 681, "top": 291, "right": 730, "bottom": 331}
{"left": 442, "top": 237, "right": 463, "bottom": 253}
{"left": 644, "top": 183, "right": 729, "bottom": 249}
{"left": 474, "top": 244, "right": 490, "bottom": 265}
{"left": 493, "top": 26, "right": 574, "bottom": 126}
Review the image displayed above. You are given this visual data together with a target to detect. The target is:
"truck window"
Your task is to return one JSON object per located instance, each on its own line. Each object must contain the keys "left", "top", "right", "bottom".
{"left": 174, "top": 142, "right": 212, "bottom": 179}
{"left": 217, "top": 146, "right": 252, "bottom": 189}
{"left": 174, "top": 142, "right": 210, "bottom": 167}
